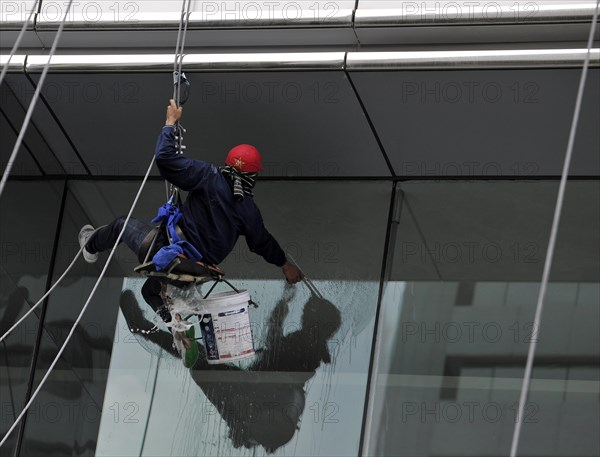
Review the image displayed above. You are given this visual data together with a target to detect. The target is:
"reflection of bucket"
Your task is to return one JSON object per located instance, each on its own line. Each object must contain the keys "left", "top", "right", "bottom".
{"left": 196, "top": 290, "right": 255, "bottom": 364}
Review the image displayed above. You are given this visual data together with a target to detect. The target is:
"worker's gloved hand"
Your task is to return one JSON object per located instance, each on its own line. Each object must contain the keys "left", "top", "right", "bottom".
{"left": 165, "top": 99, "right": 183, "bottom": 126}
{"left": 282, "top": 261, "right": 304, "bottom": 284}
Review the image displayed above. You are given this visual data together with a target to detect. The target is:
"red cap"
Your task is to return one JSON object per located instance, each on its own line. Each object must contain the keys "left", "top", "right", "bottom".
{"left": 225, "top": 144, "right": 263, "bottom": 173}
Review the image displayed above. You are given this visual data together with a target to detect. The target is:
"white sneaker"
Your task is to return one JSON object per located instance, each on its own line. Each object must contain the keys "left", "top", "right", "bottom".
{"left": 78, "top": 225, "right": 98, "bottom": 264}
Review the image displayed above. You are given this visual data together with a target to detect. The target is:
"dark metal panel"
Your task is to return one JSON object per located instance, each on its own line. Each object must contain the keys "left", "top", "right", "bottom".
{"left": 353, "top": 0, "right": 600, "bottom": 45}
{"left": 0, "top": 0, "right": 41, "bottom": 52}
{"left": 0, "top": 110, "right": 41, "bottom": 176}
{"left": 391, "top": 181, "right": 599, "bottom": 282}
{"left": 0, "top": 31, "right": 41, "bottom": 51}
{"left": 5, "top": 74, "right": 91, "bottom": 175}
{"left": 0, "top": 0, "right": 39, "bottom": 51}
{"left": 32, "top": 0, "right": 356, "bottom": 50}
{"left": 347, "top": 49, "right": 600, "bottom": 70}
{"left": 29, "top": 25, "right": 598, "bottom": 53}
{"left": 32, "top": 71, "right": 391, "bottom": 177}
{"left": 35, "top": 0, "right": 355, "bottom": 29}
{"left": 34, "top": 27, "right": 358, "bottom": 50}
{"left": 355, "top": 23, "right": 600, "bottom": 46}
{"left": 348, "top": 68, "right": 600, "bottom": 177}
{"left": 1, "top": 75, "right": 67, "bottom": 175}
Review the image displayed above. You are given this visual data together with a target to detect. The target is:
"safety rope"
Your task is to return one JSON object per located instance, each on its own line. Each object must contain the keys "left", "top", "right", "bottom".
{"left": 173, "top": 0, "right": 192, "bottom": 105}
{"left": 166, "top": 0, "right": 193, "bottom": 201}
{"left": 0, "top": 156, "right": 156, "bottom": 448}
{"left": 0, "top": 247, "right": 83, "bottom": 344}
{"left": 0, "top": 0, "right": 75, "bottom": 199}
{"left": 0, "top": 0, "right": 40, "bottom": 87}
{"left": 509, "top": 2, "right": 600, "bottom": 456}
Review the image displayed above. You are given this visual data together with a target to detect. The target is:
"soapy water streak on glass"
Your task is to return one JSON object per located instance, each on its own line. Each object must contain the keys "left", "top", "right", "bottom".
{"left": 96, "top": 278, "right": 378, "bottom": 456}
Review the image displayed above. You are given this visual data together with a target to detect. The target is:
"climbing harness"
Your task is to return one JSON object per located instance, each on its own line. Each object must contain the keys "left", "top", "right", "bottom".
{"left": 134, "top": 255, "right": 225, "bottom": 288}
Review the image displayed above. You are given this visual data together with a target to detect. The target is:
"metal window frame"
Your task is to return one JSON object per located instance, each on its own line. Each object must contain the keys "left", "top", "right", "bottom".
{"left": 1, "top": 49, "right": 598, "bottom": 73}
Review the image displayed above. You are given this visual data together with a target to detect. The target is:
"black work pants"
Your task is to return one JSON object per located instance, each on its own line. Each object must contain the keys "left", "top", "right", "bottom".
{"left": 87, "top": 216, "right": 166, "bottom": 315}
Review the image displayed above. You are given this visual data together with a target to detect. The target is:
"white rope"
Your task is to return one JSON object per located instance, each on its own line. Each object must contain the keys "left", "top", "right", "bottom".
{"left": 175, "top": 0, "right": 192, "bottom": 105}
{"left": 172, "top": 0, "right": 188, "bottom": 76}
{"left": 166, "top": 0, "right": 192, "bottom": 201}
{"left": 0, "top": 156, "right": 156, "bottom": 447}
{"left": 509, "top": 2, "right": 600, "bottom": 456}
{"left": 0, "top": 0, "right": 75, "bottom": 199}
{"left": 172, "top": 0, "right": 192, "bottom": 103}
{"left": 0, "top": 0, "right": 40, "bottom": 87}
{"left": 0, "top": 248, "right": 83, "bottom": 344}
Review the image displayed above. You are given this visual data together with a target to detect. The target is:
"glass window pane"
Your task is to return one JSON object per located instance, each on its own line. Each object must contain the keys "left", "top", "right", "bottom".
{"left": 0, "top": 181, "right": 63, "bottom": 454}
{"left": 519, "top": 181, "right": 600, "bottom": 457}
{"left": 364, "top": 180, "right": 599, "bottom": 457}
{"left": 19, "top": 181, "right": 164, "bottom": 455}
{"left": 91, "top": 181, "right": 391, "bottom": 456}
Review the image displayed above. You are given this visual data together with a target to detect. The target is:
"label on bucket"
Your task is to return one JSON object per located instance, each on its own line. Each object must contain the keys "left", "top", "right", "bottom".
{"left": 219, "top": 308, "right": 245, "bottom": 317}
{"left": 199, "top": 315, "right": 220, "bottom": 361}
{"left": 212, "top": 307, "right": 254, "bottom": 361}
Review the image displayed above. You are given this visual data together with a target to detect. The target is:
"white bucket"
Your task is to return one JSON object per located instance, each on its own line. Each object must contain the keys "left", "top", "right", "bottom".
{"left": 196, "top": 290, "right": 255, "bottom": 364}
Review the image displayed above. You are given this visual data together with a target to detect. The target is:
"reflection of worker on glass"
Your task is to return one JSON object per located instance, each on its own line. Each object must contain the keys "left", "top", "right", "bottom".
{"left": 120, "top": 285, "right": 341, "bottom": 453}
{"left": 1, "top": 287, "right": 111, "bottom": 402}
{"left": 77, "top": 100, "right": 303, "bottom": 357}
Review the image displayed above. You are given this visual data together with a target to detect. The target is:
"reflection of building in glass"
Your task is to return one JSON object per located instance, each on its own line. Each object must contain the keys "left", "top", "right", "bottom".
{"left": 364, "top": 182, "right": 600, "bottom": 457}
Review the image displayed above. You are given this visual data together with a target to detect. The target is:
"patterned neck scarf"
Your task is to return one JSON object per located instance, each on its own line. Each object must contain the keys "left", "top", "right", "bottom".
{"left": 220, "top": 165, "right": 257, "bottom": 201}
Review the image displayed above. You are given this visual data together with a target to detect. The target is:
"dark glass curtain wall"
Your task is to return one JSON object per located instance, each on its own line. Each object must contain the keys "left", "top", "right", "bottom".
{"left": 2, "top": 177, "right": 598, "bottom": 457}
{"left": 364, "top": 181, "right": 600, "bottom": 457}
{"left": 1, "top": 66, "right": 599, "bottom": 456}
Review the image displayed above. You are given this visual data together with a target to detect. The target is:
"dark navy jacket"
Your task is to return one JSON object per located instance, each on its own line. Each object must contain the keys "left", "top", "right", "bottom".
{"left": 154, "top": 126, "right": 286, "bottom": 267}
